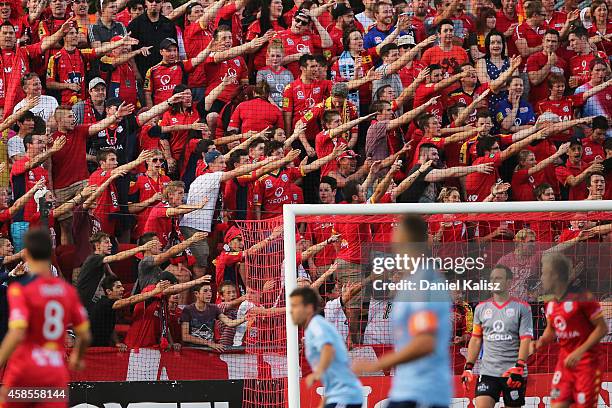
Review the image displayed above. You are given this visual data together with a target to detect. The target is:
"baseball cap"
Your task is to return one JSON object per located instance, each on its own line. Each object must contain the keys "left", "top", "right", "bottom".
{"left": 204, "top": 150, "right": 222, "bottom": 166}
{"left": 331, "top": 82, "right": 349, "bottom": 98}
{"left": 88, "top": 77, "right": 106, "bottom": 91}
{"left": 331, "top": 3, "right": 352, "bottom": 19}
{"left": 336, "top": 150, "right": 359, "bottom": 161}
{"left": 397, "top": 34, "right": 416, "bottom": 48}
{"left": 159, "top": 37, "right": 178, "bottom": 50}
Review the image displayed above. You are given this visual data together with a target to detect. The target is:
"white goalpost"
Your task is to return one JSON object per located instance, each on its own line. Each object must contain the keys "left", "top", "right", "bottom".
{"left": 282, "top": 200, "right": 612, "bottom": 408}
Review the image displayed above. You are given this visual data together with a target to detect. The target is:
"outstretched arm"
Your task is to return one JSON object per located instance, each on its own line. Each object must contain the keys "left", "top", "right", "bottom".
{"left": 153, "top": 232, "right": 208, "bottom": 265}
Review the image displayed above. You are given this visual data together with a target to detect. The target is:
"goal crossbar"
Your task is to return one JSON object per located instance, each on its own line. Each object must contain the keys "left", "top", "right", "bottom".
{"left": 282, "top": 200, "right": 612, "bottom": 408}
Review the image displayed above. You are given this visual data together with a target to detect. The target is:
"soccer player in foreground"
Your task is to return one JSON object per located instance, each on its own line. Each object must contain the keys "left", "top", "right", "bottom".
{"left": 531, "top": 253, "right": 607, "bottom": 408}
{"left": 0, "top": 229, "right": 91, "bottom": 407}
{"left": 290, "top": 286, "right": 364, "bottom": 408}
{"left": 462, "top": 265, "right": 533, "bottom": 408}
{"left": 352, "top": 215, "right": 452, "bottom": 408}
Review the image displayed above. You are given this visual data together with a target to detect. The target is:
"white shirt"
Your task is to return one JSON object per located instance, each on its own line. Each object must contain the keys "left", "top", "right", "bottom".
{"left": 180, "top": 172, "right": 223, "bottom": 232}
{"left": 13, "top": 96, "right": 58, "bottom": 123}
{"left": 233, "top": 300, "right": 255, "bottom": 346}
{"left": 7, "top": 136, "right": 25, "bottom": 160}
{"left": 356, "top": 12, "right": 375, "bottom": 31}
{"left": 324, "top": 298, "right": 349, "bottom": 341}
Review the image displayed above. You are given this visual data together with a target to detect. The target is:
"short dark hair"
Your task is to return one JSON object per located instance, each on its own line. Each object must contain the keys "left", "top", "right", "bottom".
{"left": 127, "top": 0, "right": 144, "bottom": 9}
{"left": 492, "top": 264, "right": 513, "bottom": 280}
{"left": 419, "top": 142, "right": 437, "bottom": 156}
{"left": 192, "top": 283, "right": 212, "bottom": 293}
{"left": 24, "top": 228, "right": 53, "bottom": 261}
{"left": 101, "top": 276, "right": 121, "bottom": 294}
{"left": 534, "top": 183, "right": 553, "bottom": 200}
{"left": 228, "top": 148, "right": 249, "bottom": 168}
{"left": 343, "top": 181, "right": 361, "bottom": 203}
{"left": 21, "top": 72, "right": 39, "bottom": 88}
{"left": 213, "top": 25, "right": 232, "bottom": 39}
{"left": 90, "top": 231, "right": 111, "bottom": 244}
{"left": 0, "top": 21, "right": 15, "bottom": 31}
{"left": 319, "top": 176, "right": 337, "bottom": 191}
{"left": 289, "top": 287, "right": 321, "bottom": 311}
{"left": 380, "top": 43, "right": 398, "bottom": 58}
{"left": 299, "top": 54, "right": 317, "bottom": 67}
{"left": 592, "top": 115, "right": 609, "bottom": 131}
{"left": 428, "top": 63, "right": 443, "bottom": 73}
{"left": 265, "top": 140, "right": 284, "bottom": 156}
{"left": 587, "top": 172, "right": 605, "bottom": 187}
{"left": 438, "top": 18, "right": 454, "bottom": 32}
{"left": 248, "top": 137, "right": 266, "bottom": 151}
{"left": 322, "top": 110, "right": 340, "bottom": 125}
{"left": 570, "top": 26, "right": 589, "bottom": 39}
{"left": 476, "top": 110, "right": 492, "bottom": 120}
{"left": 605, "top": 138, "right": 612, "bottom": 152}
{"left": 97, "top": 148, "right": 118, "bottom": 163}
{"left": 476, "top": 136, "right": 498, "bottom": 157}
{"left": 417, "top": 113, "right": 436, "bottom": 130}
{"left": 218, "top": 281, "right": 237, "bottom": 294}
{"left": 138, "top": 232, "right": 158, "bottom": 246}
{"left": 544, "top": 29, "right": 560, "bottom": 38}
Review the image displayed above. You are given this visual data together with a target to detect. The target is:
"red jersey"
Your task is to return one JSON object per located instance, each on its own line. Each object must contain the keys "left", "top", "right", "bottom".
{"left": 50, "top": 124, "right": 90, "bottom": 189}
{"left": 495, "top": 10, "right": 519, "bottom": 59}
{"left": 203, "top": 54, "right": 248, "bottom": 103}
{"left": 275, "top": 29, "right": 323, "bottom": 78}
{"left": 129, "top": 173, "right": 171, "bottom": 239}
{"left": 465, "top": 152, "right": 503, "bottom": 202}
{"left": 447, "top": 83, "right": 490, "bottom": 125}
{"left": 511, "top": 168, "right": 542, "bottom": 201}
{"left": 4, "top": 276, "right": 88, "bottom": 388}
{"left": 542, "top": 11, "right": 567, "bottom": 32}
{"left": 536, "top": 95, "right": 582, "bottom": 140}
{"left": 47, "top": 47, "right": 97, "bottom": 105}
{"left": 282, "top": 78, "right": 333, "bottom": 139}
{"left": 184, "top": 21, "right": 213, "bottom": 88}
{"left": 224, "top": 172, "right": 258, "bottom": 220}
{"left": 143, "top": 202, "right": 175, "bottom": 247}
{"left": 581, "top": 138, "right": 605, "bottom": 164}
{"left": 247, "top": 19, "right": 285, "bottom": 71}
{"left": 215, "top": 2, "right": 243, "bottom": 47}
{"left": 144, "top": 60, "right": 195, "bottom": 106}
{"left": 555, "top": 160, "right": 589, "bottom": 200}
{"left": 588, "top": 23, "right": 612, "bottom": 56}
{"left": 334, "top": 217, "right": 372, "bottom": 264}
{"left": 529, "top": 219, "right": 562, "bottom": 243}
{"left": 305, "top": 221, "right": 336, "bottom": 267}
{"left": 0, "top": 44, "right": 42, "bottom": 111}
{"left": 429, "top": 214, "right": 467, "bottom": 242}
{"left": 413, "top": 82, "right": 445, "bottom": 123}
{"left": 526, "top": 139, "right": 560, "bottom": 194}
{"left": 214, "top": 251, "right": 244, "bottom": 297}
{"left": 101, "top": 55, "right": 139, "bottom": 107}
{"left": 10, "top": 156, "right": 49, "bottom": 222}
{"left": 253, "top": 167, "right": 305, "bottom": 219}
{"left": 330, "top": 47, "right": 379, "bottom": 106}
{"left": 124, "top": 284, "right": 164, "bottom": 348}
{"left": 526, "top": 51, "right": 568, "bottom": 105}
{"left": 159, "top": 109, "right": 200, "bottom": 161}
{"left": 88, "top": 168, "right": 119, "bottom": 234}
{"left": 229, "top": 97, "right": 284, "bottom": 133}
{"left": 569, "top": 52, "right": 607, "bottom": 85}
{"left": 545, "top": 288, "right": 603, "bottom": 357}
{"left": 420, "top": 45, "right": 469, "bottom": 76}
{"left": 513, "top": 22, "right": 545, "bottom": 69}
{"left": 315, "top": 130, "right": 348, "bottom": 176}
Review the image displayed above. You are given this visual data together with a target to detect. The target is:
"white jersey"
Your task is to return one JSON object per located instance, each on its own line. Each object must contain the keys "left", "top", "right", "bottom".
{"left": 233, "top": 300, "right": 255, "bottom": 346}
{"left": 324, "top": 298, "right": 349, "bottom": 341}
{"left": 363, "top": 299, "right": 393, "bottom": 344}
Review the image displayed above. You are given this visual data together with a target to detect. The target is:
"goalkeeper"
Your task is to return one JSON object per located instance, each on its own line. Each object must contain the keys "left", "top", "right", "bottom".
{"left": 462, "top": 264, "right": 533, "bottom": 408}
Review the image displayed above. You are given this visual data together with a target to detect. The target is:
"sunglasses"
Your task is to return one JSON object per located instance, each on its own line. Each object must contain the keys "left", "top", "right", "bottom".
{"left": 151, "top": 158, "right": 164, "bottom": 163}
{"left": 0, "top": 2, "right": 10, "bottom": 6}
{"left": 295, "top": 18, "right": 309, "bottom": 25}
{"left": 147, "top": 0, "right": 162, "bottom": 3}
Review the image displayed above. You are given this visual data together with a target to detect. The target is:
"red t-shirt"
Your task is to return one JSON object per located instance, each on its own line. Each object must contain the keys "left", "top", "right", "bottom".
{"left": 88, "top": 168, "right": 119, "bottom": 234}
{"left": 247, "top": 20, "right": 285, "bottom": 71}
{"left": 124, "top": 285, "right": 163, "bottom": 348}
{"left": 589, "top": 23, "right": 612, "bottom": 56}
{"left": 542, "top": 11, "right": 567, "bottom": 32}
{"left": 536, "top": 95, "right": 583, "bottom": 141}
{"left": 47, "top": 47, "right": 97, "bottom": 105}
{"left": 333, "top": 217, "right": 372, "bottom": 264}
{"left": 144, "top": 60, "right": 195, "bottom": 106}
{"left": 160, "top": 109, "right": 200, "bottom": 161}
{"left": 420, "top": 45, "right": 469, "bottom": 77}
{"left": 526, "top": 51, "right": 568, "bottom": 105}
{"left": 555, "top": 160, "right": 589, "bottom": 200}
{"left": 282, "top": 78, "right": 333, "bottom": 140}
{"left": 51, "top": 124, "right": 90, "bottom": 189}
{"left": 229, "top": 97, "right": 283, "bottom": 133}
{"left": 582, "top": 138, "right": 605, "bottom": 164}
{"left": 315, "top": 130, "right": 348, "bottom": 176}
{"left": 253, "top": 167, "right": 304, "bottom": 219}
{"left": 513, "top": 22, "right": 545, "bottom": 69}
{"left": 184, "top": 21, "right": 213, "bottom": 88}
{"left": 10, "top": 157, "right": 49, "bottom": 222}
{"left": 413, "top": 83, "right": 445, "bottom": 123}
{"left": 511, "top": 168, "right": 542, "bottom": 201}
{"left": 214, "top": 250, "right": 244, "bottom": 297}
{"left": 569, "top": 52, "right": 607, "bottom": 86}
{"left": 545, "top": 289, "right": 602, "bottom": 358}
{"left": 526, "top": 139, "right": 560, "bottom": 195}
{"left": 465, "top": 152, "right": 503, "bottom": 202}
{"left": 203, "top": 54, "right": 248, "bottom": 103}
{"left": 275, "top": 29, "right": 323, "bottom": 78}
{"left": 304, "top": 221, "right": 336, "bottom": 267}
{"left": 4, "top": 277, "right": 88, "bottom": 388}
{"left": 0, "top": 44, "right": 42, "bottom": 109}
{"left": 495, "top": 10, "right": 519, "bottom": 59}
{"left": 143, "top": 202, "right": 174, "bottom": 247}
{"left": 129, "top": 174, "right": 171, "bottom": 239}
{"left": 447, "top": 83, "right": 490, "bottom": 125}
{"left": 101, "top": 55, "right": 139, "bottom": 107}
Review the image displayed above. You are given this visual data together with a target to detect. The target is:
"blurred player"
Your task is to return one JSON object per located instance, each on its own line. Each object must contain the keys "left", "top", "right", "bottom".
{"left": 0, "top": 228, "right": 91, "bottom": 407}
{"left": 532, "top": 253, "right": 607, "bottom": 408}
{"left": 290, "top": 286, "right": 364, "bottom": 408}
{"left": 352, "top": 215, "right": 452, "bottom": 408}
{"left": 462, "top": 265, "right": 533, "bottom": 408}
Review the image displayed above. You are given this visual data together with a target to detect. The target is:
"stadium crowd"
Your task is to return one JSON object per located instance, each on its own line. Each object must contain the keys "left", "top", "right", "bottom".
{"left": 0, "top": 0, "right": 610, "bottom": 353}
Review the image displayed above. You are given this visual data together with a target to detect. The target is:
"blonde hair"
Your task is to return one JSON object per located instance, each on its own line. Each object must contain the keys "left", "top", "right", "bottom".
{"left": 514, "top": 228, "right": 536, "bottom": 242}
{"left": 437, "top": 187, "right": 460, "bottom": 202}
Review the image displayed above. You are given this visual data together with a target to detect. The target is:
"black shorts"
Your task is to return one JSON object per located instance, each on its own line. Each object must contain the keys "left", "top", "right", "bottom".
{"left": 324, "top": 404, "right": 362, "bottom": 408}
{"left": 476, "top": 374, "right": 526, "bottom": 407}
{"left": 387, "top": 402, "right": 447, "bottom": 408}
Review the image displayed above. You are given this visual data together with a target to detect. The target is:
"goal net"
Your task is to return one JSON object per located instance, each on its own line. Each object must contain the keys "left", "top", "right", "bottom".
{"left": 234, "top": 201, "right": 612, "bottom": 408}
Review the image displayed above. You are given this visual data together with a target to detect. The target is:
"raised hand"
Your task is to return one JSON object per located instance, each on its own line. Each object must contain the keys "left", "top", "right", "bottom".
{"left": 50, "top": 135, "right": 67, "bottom": 152}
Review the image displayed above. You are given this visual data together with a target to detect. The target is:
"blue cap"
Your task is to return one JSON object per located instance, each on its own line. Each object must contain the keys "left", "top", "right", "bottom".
{"left": 204, "top": 150, "right": 222, "bottom": 165}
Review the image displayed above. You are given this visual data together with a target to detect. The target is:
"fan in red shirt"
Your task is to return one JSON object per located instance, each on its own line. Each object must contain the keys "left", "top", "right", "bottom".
{"left": 144, "top": 37, "right": 211, "bottom": 107}
{"left": 533, "top": 252, "right": 608, "bottom": 408}
{"left": 325, "top": 4, "right": 363, "bottom": 58}
{"left": 89, "top": 149, "right": 154, "bottom": 235}
{"left": 567, "top": 27, "right": 607, "bottom": 88}
{"left": 582, "top": 116, "right": 608, "bottom": 164}
{"left": 495, "top": 0, "right": 520, "bottom": 58}
{"left": 129, "top": 150, "right": 171, "bottom": 239}
{"left": 282, "top": 54, "right": 333, "bottom": 140}
{"left": 513, "top": 2, "right": 546, "bottom": 68}
{"left": 246, "top": 0, "right": 287, "bottom": 71}
{"left": 304, "top": 176, "right": 338, "bottom": 273}
{"left": 526, "top": 30, "right": 568, "bottom": 105}
{"left": 511, "top": 143, "right": 569, "bottom": 201}
{"left": 275, "top": 8, "right": 332, "bottom": 78}
{"left": 0, "top": 229, "right": 91, "bottom": 406}
{"left": 413, "top": 65, "right": 467, "bottom": 124}
{"left": 466, "top": 130, "right": 544, "bottom": 202}
{"left": 541, "top": 0, "right": 569, "bottom": 33}
{"left": 588, "top": 1, "right": 612, "bottom": 56}
{"left": 529, "top": 183, "right": 563, "bottom": 242}
{"left": 182, "top": 2, "right": 215, "bottom": 94}
{"left": 555, "top": 139, "right": 604, "bottom": 201}
{"left": 420, "top": 19, "right": 469, "bottom": 76}
{"left": 228, "top": 81, "right": 283, "bottom": 133}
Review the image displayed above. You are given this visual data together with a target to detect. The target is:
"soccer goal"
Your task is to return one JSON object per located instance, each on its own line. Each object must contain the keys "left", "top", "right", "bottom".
{"left": 282, "top": 200, "right": 612, "bottom": 408}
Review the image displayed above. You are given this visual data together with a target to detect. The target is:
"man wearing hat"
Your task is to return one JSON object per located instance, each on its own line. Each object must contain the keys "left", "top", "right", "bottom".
{"left": 213, "top": 225, "right": 282, "bottom": 301}
{"left": 73, "top": 77, "right": 108, "bottom": 126}
{"left": 144, "top": 37, "right": 212, "bottom": 107}
{"left": 327, "top": 4, "right": 361, "bottom": 57}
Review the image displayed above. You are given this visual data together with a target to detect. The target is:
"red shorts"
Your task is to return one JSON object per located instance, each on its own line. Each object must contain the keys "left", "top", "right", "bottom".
{"left": 550, "top": 354, "right": 601, "bottom": 408}
{"left": 1, "top": 361, "right": 68, "bottom": 408}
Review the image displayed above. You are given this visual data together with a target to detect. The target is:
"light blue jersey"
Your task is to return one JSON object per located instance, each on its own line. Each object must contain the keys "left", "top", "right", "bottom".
{"left": 389, "top": 269, "right": 452, "bottom": 405}
{"left": 305, "top": 314, "right": 363, "bottom": 405}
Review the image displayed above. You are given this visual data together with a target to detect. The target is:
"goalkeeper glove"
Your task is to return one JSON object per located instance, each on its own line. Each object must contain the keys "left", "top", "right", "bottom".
{"left": 461, "top": 362, "right": 475, "bottom": 391}
{"left": 503, "top": 359, "right": 526, "bottom": 389}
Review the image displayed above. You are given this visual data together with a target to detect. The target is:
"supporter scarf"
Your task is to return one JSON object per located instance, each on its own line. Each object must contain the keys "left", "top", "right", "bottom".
{"left": 337, "top": 51, "right": 360, "bottom": 111}
{"left": 323, "top": 96, "right": 350, "bottom": 128}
